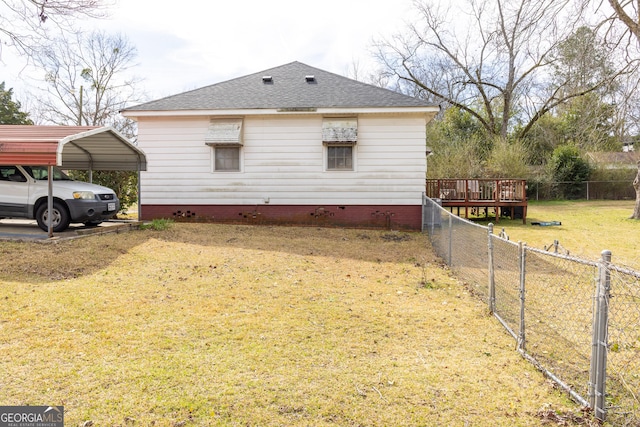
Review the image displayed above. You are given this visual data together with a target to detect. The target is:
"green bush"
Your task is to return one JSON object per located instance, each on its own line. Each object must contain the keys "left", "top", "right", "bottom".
{"left": 548, "top": 145, "right": 592, "bottom": 199}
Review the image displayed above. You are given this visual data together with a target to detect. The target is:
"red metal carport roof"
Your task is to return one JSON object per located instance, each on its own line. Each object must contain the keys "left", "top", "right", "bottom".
{"left": 0, "top": 125, "right": 147, "bottom": 170}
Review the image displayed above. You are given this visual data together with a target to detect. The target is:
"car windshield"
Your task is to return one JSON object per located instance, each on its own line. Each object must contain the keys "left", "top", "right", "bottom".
{"left": 23, "top": 166, "right": 73, "bottom": 181}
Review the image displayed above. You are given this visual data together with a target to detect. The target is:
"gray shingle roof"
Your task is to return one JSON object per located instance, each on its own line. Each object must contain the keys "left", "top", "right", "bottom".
{"left": 124, "top": 61, "right": 435, "bottom": 111}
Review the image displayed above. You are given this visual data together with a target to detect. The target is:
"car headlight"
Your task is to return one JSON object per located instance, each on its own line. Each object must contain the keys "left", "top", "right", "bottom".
{"left": 73, "top": 191, "right": 95, "bottom": 200}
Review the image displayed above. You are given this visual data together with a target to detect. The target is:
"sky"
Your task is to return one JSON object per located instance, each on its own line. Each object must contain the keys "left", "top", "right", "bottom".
{"left": 3, "top": 0, "right": 417, "bottom": 106}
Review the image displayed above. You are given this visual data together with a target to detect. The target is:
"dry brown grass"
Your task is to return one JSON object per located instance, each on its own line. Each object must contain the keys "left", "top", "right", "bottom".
{"left": 0, "top": 224, "right": 591, "bottom": 426}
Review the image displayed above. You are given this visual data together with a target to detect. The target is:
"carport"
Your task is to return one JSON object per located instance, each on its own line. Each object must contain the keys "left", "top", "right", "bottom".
{"left": 0, "top": 125, "right": 147, "bottom": 237}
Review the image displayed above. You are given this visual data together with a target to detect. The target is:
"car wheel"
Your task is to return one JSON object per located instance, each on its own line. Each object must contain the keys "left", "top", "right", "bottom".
{"left": 36, "top": 201, "right": 71, "bottom": 232}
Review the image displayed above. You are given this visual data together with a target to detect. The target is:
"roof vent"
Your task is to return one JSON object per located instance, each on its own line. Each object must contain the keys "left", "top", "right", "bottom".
{"left": 262, "top": 76, "right": 273, "bottom": 84}
{"left": 305, "top": 75, "right": 316, "bottom": 83}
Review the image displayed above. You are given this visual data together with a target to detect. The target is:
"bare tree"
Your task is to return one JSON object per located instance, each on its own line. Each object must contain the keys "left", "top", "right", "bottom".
{"left": 31, "top": 30, "right": 142, "bottom": 128}
{"left": 607, "top": 0, "right": 640, "bottom": 40}
{"left": 602, "top": 0, "right": 640, "bottom": 218}
{"left": 29, "top": 30, "right": 143, "bottom": 209}
{"left": 0, "top": 0, "right": 109, "bottom": 57}
{"left": 374, "top": 0, "right": 628, "bottom": 140}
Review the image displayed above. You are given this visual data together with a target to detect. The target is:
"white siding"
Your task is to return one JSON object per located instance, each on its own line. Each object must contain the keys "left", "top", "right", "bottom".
{"left": 136, "top": 114, "right": 427, "bottom": 205}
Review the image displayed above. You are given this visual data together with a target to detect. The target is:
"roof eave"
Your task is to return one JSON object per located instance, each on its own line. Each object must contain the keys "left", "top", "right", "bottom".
{"left": 121, "top": 106, "right": 440, "bottom": 118}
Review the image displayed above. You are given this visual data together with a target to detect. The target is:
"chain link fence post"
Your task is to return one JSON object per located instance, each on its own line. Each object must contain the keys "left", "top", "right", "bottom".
{"left": 430, "top": 195, "right": 435, "bottom": 235}
{"left": 448, "top": 214, "right": 453, "bottom": 266}
{"left": 488, "top": 223, "right": 496, "bottom": 314}
{"left": 590, "top": 250, "right": 611, "bottom": 422}
{"left": 518, "top": 241, "right": 526, "bottom": 352}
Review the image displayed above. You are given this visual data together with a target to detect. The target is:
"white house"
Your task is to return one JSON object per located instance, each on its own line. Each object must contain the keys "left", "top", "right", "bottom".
{"left": 121, "top": 61, "right": 438, "bottom": 230}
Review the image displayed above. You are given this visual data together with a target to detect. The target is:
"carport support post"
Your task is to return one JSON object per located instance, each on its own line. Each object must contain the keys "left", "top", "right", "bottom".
{"left": 47, "top": 165, "right": 54, "bottom": 238}
{"left": 137, "top": 164, "right": 142, "bottom": 221}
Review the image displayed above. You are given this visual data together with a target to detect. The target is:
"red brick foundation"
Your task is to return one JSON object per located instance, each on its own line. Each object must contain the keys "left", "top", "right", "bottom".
{"left": 141, "top": 204, "right": 422, "bottom": 230}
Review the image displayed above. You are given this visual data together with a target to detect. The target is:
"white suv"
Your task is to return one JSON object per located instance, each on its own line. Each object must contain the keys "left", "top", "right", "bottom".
{"left": 0, "top": 165, "right": 120, "bottom": 232}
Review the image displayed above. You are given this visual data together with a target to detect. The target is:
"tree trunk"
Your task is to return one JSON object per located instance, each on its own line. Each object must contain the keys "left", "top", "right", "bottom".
{"left": 632, "top": 161, "right": 640, "bottom": 219}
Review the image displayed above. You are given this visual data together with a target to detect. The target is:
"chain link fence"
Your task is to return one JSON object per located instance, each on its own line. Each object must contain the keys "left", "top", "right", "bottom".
{"left": 606, "top": 264, "right": 640, "bottom": 423}
{"left": 528, "top": 180, "right": 635, "bottom": 201}
{"left": 423, "top": 195, "right": 640, "bottom": 425}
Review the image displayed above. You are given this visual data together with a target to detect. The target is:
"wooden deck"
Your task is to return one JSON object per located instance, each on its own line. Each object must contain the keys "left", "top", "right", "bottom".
{"left": 426, "top": 179, "right": 528, "bottom": 223}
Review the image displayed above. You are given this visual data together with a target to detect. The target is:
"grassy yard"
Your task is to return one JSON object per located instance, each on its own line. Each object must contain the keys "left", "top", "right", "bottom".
{"left": 0, "top": 224, "right": 590, "bottom": 426}
{"left": 478, "top": 200, "right": 639, "bottom": 269}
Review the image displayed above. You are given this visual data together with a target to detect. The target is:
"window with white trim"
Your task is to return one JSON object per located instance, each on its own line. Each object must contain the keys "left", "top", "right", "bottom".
{"left": 214, "top": 146, "right": 240, "bottom": 171}
{"left": 205, "top": 118, "right": 243, "bottom": 172}
{"left": 322, "top": 118, "right": 357, "bottom": 171}
{"left": 327, "top": 145, "right": 354, "bottom": 170}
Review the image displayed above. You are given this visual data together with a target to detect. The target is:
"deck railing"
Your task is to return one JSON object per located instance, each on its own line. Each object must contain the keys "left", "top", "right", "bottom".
{"left": 426, "top": 179, "right": 527, "bottom": 203}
